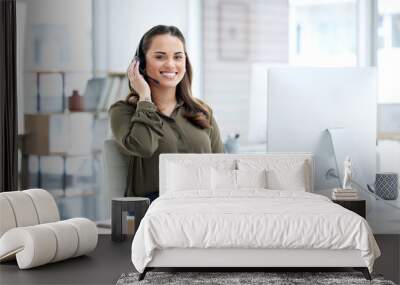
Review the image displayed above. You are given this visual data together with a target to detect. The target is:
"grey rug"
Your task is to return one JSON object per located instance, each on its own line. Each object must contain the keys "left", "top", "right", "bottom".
{"left": 116, "top": 271, "right": 396, "bottom": 285}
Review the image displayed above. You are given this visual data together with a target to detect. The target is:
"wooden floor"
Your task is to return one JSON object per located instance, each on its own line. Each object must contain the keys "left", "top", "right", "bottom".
{"left": 0, "top": 235, "right": 398, "bottom": 285}
{"left": 0, "top": 235, "right": 133, "bottom": 285}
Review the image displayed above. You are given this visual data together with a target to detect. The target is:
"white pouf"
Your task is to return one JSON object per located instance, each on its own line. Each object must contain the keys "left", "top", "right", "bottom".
{"left": 0, "top": 189, "right": 98, "bottom": 269}
{"left": 0, "top": 218, "right": 98, "bottom": 269}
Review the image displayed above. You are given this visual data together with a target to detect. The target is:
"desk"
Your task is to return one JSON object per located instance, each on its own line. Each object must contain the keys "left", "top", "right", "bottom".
{"left": 332, "top": 199, "right": 366, "bottom": 218}
{"left": 317, "top": 188, "right": 400, "bottom": 234}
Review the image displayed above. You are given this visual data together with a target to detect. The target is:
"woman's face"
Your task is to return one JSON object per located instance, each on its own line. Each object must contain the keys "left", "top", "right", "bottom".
{"left": 145, "top": 34, "right": 186, "bottom": 88}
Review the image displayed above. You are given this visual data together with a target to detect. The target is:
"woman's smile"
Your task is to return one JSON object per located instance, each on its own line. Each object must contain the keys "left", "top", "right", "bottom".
{"left": 160, "top": 71, "right": 178, "bottom": 79}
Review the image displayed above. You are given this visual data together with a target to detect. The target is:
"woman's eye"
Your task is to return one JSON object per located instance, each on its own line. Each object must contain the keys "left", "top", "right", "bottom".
{"left": 154, "top": 55, "right": 184, "bottom": 61}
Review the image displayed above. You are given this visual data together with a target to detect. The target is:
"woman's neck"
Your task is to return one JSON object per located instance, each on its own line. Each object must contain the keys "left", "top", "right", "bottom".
{"left": 151, "top": 85, "right": 177, "bottom": 108}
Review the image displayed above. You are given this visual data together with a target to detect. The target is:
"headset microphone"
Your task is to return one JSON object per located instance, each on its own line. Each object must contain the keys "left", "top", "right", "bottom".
{"left": 140, "top": 70, "right": 160, "bottom": 85}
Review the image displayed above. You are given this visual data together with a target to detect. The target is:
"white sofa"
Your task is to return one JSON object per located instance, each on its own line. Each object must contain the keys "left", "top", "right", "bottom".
{"left": 0, "top": 189, "right": 98, "bottom": 269}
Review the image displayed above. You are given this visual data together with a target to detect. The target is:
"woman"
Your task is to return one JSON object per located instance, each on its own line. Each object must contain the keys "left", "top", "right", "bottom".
{"left": 109, "top": 25, "right": 224, "bottom": 201}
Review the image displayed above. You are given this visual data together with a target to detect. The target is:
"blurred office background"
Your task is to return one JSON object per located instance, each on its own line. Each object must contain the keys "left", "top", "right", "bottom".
{"left": 15, "top": 0, "right": 400, "bottom": 232}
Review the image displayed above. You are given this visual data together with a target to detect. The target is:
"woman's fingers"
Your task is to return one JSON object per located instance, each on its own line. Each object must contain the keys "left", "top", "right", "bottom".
{"left": 127, "top": 58, "right": 151, "bottom": 99}
{"left": 128, "top": 60, "right": 141, "bottom": 88}
{"left": 131, "top": 60, "right": 138, "bottom": 76}
{"left": 128, "top": 59, "right": 143, "bottom": 80}
{"left": 134, "top": 59, "right": 140, "bottom": 75}
{"left": 127, "top": 62, "right": 134, "bottom": 80}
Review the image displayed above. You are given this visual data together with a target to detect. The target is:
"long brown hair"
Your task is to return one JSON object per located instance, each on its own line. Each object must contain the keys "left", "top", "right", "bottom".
{"left": 126, "top": 25, "right": 211, "bottom": 129}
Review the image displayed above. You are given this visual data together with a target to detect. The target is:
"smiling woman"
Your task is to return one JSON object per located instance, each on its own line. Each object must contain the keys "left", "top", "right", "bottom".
{"left": 109, "top": 25, "right": 224, "bottom": 200}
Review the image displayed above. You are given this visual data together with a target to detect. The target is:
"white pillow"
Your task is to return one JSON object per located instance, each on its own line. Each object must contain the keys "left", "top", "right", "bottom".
{"left": 211, "top": 169, "right": 268, "bottom": 190}
{"left": 267, "top": 162, "right": 307, "bottom": 191}
{"left": 167, "top": 162, "right": 212, "bottom": 192}
{"left": 237, "top": 158, "right": 310, "bottom": 191}
{"left": 236, "top": 169, "right": 268, "bottom": 189}
{"left": 211, "top": 168, "right": 236, "bottom": 190}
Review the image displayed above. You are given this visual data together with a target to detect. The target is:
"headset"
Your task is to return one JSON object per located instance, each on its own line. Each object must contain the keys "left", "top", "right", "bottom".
{"left": 132, "top": 36, "right": 160, "bottom": 84}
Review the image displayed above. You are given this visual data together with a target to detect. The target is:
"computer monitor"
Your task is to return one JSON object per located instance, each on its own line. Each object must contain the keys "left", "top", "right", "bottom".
{"left": 266, "top": 67, "right": 377, "bottom": 191}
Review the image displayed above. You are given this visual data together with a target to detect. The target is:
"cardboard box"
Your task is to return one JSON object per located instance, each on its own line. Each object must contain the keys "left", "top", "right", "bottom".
{"left": 24, "top": 113, "right": 93, "bottom": 155}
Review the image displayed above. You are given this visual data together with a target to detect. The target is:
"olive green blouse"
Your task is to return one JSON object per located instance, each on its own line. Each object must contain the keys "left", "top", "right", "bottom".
{"left": 109, "top": 100, "right": 224, "bottom": 197}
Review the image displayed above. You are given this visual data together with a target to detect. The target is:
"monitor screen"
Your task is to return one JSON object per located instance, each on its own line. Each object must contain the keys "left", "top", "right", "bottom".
{"left": 266, "top": 67, "right": 377, "bottom": 192}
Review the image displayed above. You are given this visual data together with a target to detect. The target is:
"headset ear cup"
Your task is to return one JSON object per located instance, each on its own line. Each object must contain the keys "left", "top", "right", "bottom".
{"left": 137, "top": 51, "right": 146, "bottom": 75}
{"left": 134, "top": 35, "right": 150, "bottom": 79}
{"left": 138, "top": 41, "right": 147, "bottom": 75}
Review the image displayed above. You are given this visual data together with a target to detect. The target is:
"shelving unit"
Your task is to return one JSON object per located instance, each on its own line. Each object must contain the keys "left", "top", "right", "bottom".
{"left": 22, "top": 71, "right": 101, "bottom": 198}
{"left": 20, "top": 70, "right": 129, "bottom": 220}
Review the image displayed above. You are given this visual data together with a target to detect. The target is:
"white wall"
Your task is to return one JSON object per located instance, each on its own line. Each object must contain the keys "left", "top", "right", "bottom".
{"left": 377, "top": 140, "right": 400, "bottom": 173}
{"left": 202, "top": 0, "right": 289, "bottom": 144}
{"left": 21, "top": 0, "right": 92, "bottom": 113}
{"left": 23, "top": 0, "right": 92, "bottom": 71}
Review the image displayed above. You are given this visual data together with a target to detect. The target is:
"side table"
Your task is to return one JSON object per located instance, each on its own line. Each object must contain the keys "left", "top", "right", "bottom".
{"left": 111, "top": 197, "right": 150, "bottom": 242}
{"left": 332, "top": 199, "right": 366, "bottom": 218}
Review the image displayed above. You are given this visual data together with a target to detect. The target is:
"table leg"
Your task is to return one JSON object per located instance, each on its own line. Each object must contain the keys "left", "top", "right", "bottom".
{"left": 111, "top": 201, "right": 123, "bottom": 241}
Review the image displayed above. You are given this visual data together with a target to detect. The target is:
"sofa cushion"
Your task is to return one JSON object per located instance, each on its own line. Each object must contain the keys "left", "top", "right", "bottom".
{"left": 24, "top": 189, "right": 60, "bottom": 223}
{"left": 0, "top": 192, "right": 39, "bottom": 227}
{"left": 0, "top": 196, "right": 16, "bottom": 237}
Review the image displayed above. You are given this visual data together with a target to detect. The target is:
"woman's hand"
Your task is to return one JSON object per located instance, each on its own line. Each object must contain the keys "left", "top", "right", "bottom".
{"left": 127, "top": 59, "right": 151, "bottom": 101}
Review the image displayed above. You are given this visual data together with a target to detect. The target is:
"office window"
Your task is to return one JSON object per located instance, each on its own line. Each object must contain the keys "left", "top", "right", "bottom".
{"left": 377, "top": 0, "right": 400, "bottom": 103}
{"left": 289, "top": 0, "right": 357, "bottom": 67}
